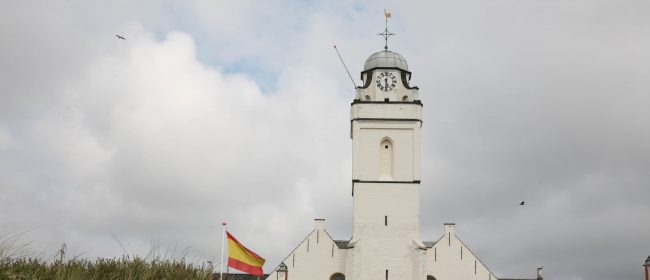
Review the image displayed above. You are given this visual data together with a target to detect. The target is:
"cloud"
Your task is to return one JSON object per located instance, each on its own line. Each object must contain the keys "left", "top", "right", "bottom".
{"left": 1, "top": 1, "right": 649, "bottom": 280}
{"left": 0, "top": 20, "right": 349, "bottom": 261}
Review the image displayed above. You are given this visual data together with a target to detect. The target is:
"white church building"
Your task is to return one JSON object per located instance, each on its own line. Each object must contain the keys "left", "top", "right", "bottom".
{"left": 265, "top": 43, "right": 543, "bottom": 280}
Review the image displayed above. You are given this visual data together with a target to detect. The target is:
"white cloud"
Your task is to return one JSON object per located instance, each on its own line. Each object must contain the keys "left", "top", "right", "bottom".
{"left": 0, "top": 21, "right": 350, "bottom": 264}
{"left": 1, "top": 1, "right": 649, "bottom": 279}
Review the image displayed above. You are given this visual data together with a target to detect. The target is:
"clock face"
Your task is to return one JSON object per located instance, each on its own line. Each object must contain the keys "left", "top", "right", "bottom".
{"left": 376, "top": 71, "right": 397, "bottom": 91}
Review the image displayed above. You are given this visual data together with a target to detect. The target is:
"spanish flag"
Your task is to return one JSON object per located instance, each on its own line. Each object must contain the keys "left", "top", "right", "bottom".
{"left": 227, "top": 231, "right": 266, "bottom": 276}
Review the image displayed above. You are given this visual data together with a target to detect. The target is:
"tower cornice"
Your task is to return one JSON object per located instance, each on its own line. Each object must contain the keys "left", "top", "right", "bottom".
{"left": 351, "top": 100, "right": 422, "bottom": 106}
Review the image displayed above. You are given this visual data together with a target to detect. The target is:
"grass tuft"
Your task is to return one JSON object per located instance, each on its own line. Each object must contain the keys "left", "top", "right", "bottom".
{"left": 0, "top": 233, "right": 214, "bottom": 280}
{"left": 1, "top": 256, "right": 214, "bottom": 280}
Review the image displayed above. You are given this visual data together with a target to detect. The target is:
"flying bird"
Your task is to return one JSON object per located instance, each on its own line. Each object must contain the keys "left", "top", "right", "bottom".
{"left": 115, "top": 34, "right": 126, "bottom": 40}
{"left": 520, "top": 201, "right": 525, "bottom": 206}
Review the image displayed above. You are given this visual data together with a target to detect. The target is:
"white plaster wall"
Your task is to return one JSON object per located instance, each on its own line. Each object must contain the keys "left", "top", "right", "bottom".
{"left": 266, "top": 222, "right": 347, "bottom": 280}
{"left": 351, "top": 182, "right": 421, "bottom": 280}
{"left": 350, "top": 103, "right": 422, "bottom": 120}
{"left": 347, "top": 74, "right": 425, "bottom": 280}
{"left": 351, "top": 121, "right": 421, "bottom": 181}
{"left": 425, "top": 224, "right": 498, "bottom": 280}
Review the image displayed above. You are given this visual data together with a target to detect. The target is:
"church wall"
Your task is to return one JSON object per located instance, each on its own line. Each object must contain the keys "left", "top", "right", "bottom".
{"left": 351, "top": 182, "right": 421, "bottom": 280}
{"left": 351, "top": 121, "right": 421, "bottom": 181}
{"left": 352, "top": 183, "right": 420, "bottom": 232}
{"left": 350, "top": 103, "right": 422, "bottom": 120}
{"left": 425, "top": 224, "right": 498, "bottom": 280}
{"left": 265, "top": 224, "right": 347, "bottom": 280}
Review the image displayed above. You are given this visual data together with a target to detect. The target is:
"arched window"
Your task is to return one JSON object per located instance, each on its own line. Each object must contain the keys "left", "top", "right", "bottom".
{"left": 365, "top": 95, "right": 371, "bottom": 101}
{"left": 330, "top": 272, "right": 345, "bottom": 280}
{"left": 427, "top": 276, "right": 437, "bottom": 280}
{"left": 379, "top": 138, "right": 393, "bottom": 179}
{"left": 402, "top": 95, "right": 409, "bottom": 101}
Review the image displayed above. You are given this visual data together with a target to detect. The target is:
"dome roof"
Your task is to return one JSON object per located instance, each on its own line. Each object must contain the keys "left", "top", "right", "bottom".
{"left": 363, "top": 50, "right": 409, "bottom": 71}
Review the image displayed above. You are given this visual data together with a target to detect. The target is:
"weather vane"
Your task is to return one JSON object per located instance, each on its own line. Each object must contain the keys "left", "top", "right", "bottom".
{"left": 378, "top": 9, "right": 395, "bottom": 50}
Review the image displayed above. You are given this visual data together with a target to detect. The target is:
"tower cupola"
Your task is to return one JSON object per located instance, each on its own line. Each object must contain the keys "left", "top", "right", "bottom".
{"left": 356, "top": 49, "right": 419, "bottom": 102}
{"left": 363, "top": 50, "right": 409, "bottom": 71}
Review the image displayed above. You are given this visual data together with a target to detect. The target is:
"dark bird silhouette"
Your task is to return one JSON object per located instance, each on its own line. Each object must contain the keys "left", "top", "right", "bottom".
{"left": 520, "top": 201, "right": 525, "bottom": 206}
{"left": 115, "top": 34, "right": 126, "bottom": 40}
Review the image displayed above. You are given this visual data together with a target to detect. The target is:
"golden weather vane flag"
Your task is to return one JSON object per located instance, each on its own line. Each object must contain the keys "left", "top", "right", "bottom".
{"left": 380, "top": 9, "right": 395, "bottom": 50}
{"left": 384, "top": 9, "right": 392, "bottom": 19}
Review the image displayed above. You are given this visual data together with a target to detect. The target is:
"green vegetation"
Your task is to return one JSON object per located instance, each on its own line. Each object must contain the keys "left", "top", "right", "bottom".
{"left": 0, "top": 257, "right": 213, "bottom": 280}
{"left": 1, "top": 232, "right": 214, "bottom": 280}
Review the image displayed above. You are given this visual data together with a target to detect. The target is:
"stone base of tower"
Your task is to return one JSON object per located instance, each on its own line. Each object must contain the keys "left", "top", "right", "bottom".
{"left": 346, "top": 238, "right": 426, "bottom": 280}
{"left": 349, "top": 182, "right": 423, "bottom": 280}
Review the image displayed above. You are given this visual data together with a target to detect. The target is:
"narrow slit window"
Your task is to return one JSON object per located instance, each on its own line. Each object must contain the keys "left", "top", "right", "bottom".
{"left": 379, "top": 138, "right": 394, "bottom": 179}
{"left": 385, "top": 216, "right": 388, "bottom": 226}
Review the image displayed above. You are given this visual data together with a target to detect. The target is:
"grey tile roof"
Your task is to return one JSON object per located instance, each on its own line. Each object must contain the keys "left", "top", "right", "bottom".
{"left": 212, "top": 273, "right": 269, "bottom": 280}
{"left": 333, "top": 240, "right": 436, "bottom": 249}
{"left": 334, "top": 240, "right": 350, "bottom": 249}
{"left": 423, "top": 241, "right": 436, "bottom": 248}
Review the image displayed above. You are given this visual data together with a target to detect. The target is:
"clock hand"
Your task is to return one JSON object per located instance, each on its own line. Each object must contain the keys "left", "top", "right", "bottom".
{"left": 384, "top": 78, "right": 388, "bottom": 91}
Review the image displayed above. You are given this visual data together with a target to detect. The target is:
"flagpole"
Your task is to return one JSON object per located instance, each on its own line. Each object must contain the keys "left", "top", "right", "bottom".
{"left": 220, "top": 222, "right": 227, "bottom": 280}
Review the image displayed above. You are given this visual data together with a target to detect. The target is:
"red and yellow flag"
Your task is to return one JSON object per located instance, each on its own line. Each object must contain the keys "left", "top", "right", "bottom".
{"left": 227, "top": 231, "right": 265, "bottom": 276}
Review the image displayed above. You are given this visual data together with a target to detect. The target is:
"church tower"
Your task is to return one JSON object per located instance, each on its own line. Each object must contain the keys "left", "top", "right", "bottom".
{"left": 264, "top": 20, "right": 541, "bottom": 280}
{"left": 347, "top": 49, "right": 424, "bottom": 280}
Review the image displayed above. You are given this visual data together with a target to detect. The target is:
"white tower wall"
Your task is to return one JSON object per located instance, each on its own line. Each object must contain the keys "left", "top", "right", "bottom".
{"left": 348, "top": 50, "right": 424, "bottom": 280}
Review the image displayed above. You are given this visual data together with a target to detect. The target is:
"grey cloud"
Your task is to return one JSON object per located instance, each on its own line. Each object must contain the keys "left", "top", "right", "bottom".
{"left": 1, "top": 1, "right": 649, "bottom": 280}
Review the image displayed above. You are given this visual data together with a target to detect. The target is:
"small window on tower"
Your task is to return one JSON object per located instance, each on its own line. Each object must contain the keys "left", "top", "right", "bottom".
{"left": 379, "top": 138, "right": 394, "bottom": 179}
{"left": 365, "top": 95, "right": 371, "bottom": 101}
{"left": 402, "top": 95, "right": 409, "bottom": 101}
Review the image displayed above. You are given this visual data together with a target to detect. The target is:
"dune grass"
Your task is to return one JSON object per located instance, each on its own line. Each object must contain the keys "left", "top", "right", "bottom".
{"left": 0, "top": 257, "right": 213, "bottom": 280}
{"left": 0, "top": 232, "right": 214, "bottom": 280}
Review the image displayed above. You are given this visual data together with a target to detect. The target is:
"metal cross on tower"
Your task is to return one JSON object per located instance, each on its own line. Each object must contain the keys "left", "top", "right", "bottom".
{"left": 378, "top": 9, "right": 395, "bottom": 50}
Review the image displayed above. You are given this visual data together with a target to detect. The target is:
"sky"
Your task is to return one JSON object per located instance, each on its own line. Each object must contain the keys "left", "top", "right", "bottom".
{"left": 1, "top": 1, "right": 649, "bottom": 279}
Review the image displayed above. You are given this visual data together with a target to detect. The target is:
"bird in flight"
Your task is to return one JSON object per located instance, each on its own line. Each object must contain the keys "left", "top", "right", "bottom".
{"left": 520, "top": 201, "right": 525, "bottom": 206}
{"left": 115, "top": 34, "right": 126, "bottom": 40}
